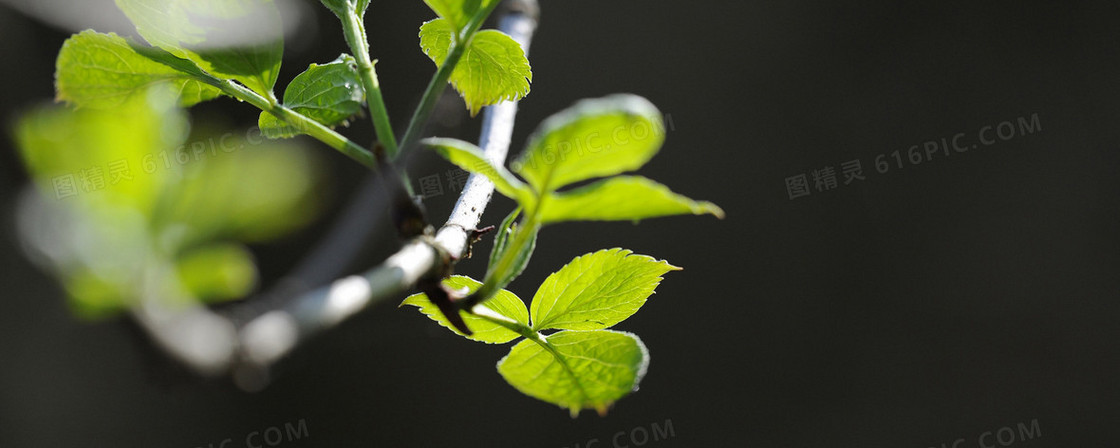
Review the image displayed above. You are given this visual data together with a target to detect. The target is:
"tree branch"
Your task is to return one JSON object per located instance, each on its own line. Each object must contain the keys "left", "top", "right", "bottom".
{"left": 128, "top": 0, "right": 540, "bottom": 387}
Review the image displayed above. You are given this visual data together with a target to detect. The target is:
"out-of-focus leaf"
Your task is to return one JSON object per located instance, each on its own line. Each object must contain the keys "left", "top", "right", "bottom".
{"left": 157, "top": 138, "right": 323, "bottom": 248}
{"left": 175, "top": 244, "right": 257, "bottom": 303}
{"left": 15, "top": 88, "right": 187, "bottom": 215}
{"left": 14, "top": 86, "right": 324, "bottom": 319}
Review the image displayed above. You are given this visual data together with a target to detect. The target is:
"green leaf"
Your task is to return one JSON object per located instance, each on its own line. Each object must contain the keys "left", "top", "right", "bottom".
{"left": 489, "top": 207, "right": 521, "bottom": 272}
{"left": 114, "top": 0, "right": 284, "bottom": 96}
{"left": 260, "top": 54, "right": 365, "bottom": 139}
{"left": 55, "top": 31, "right": 222, "bottom": 109}
{"left": 540, "top": 176, "right": 725, "bottom": 223}
{"left": 420, "top": 18, "right": 532, "bottom": 116}
{"left": 513, "top": 95, "right": 665, "bottom": 194}
{"left": 531, "top": 249, "right": 679, "bottom": 331}
{"left": 497, "top": 330, "right": 649, "bottom": 416}
{"left": 402, "top": 275, "right": 529, "bottom": 344}
{"left": 424, "top": 0, "right": 494, "bottom": 31}
{"left": 175, "top": 244, "right": 257, "bottom": 303}
{"left": 423, "top": 137, "right": 532, "bottom": 203}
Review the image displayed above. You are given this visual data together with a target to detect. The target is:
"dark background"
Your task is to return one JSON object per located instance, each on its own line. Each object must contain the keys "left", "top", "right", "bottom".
{"left": 2, "top": 0, "right": 1118, "bottom": 446}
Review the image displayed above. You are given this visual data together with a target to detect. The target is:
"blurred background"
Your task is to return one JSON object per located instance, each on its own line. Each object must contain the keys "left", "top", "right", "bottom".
{"left": 2, "top": 0, "right": 1118, "bottom": 446}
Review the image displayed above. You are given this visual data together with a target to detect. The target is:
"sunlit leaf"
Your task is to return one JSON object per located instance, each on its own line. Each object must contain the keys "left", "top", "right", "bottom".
{"left": 497, "top": 330, "right": 649, "bottom": 416}
{"left": 402, "top": 275, "right": 529, "bottom": 344}
{"left": 530, "top": 249, "right": 678, "bottom": 331}
{"left": 56, "top": 31, "right": 222, "bottom": 109}
{"left": 420, "top": 18, "right": 532, "bottom": 116}
{"left": 513, "top": 95, "right": 664, "bottom": 193}
{"left": 539, "top": 176, "right": 724, "bottom": 223}
{"left": 423, "top": 137, "right": 531, "bottom": 204}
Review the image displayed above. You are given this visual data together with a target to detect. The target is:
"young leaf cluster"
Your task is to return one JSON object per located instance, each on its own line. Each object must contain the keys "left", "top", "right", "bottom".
{"left": 404, "top": 249, "right": 677, "bottom": 415}
{"left": 424, "top": 94, "right": 723, "bottom": 310}
{"left": 408, "top": 94, "right": 724, "bottom": 413}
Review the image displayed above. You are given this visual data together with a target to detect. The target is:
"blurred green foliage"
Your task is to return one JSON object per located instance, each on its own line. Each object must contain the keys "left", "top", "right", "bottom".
{"left": 14, "top": 87, "right": 324, "bottom": 318}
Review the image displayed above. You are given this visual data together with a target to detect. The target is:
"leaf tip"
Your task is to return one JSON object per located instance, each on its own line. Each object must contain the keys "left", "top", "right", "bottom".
{"left": 700, "top": 201, "right": 726, "bottom": 219}
{"left": 595, "top": 405, "right": 610, "bottom": 417}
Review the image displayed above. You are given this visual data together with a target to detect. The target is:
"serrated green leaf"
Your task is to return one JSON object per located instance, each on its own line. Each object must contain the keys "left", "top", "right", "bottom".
{"left": 540, "top": 176, "right": 725, "bottom": 223}
{"left": 175, "top": 244, "right": 257, "bottom": 303}
{"left": 402, "top": 275, "right": 529, "bottom": 344}
{"left": 489, "top": 207, "right": 521, "bottom": 272}
{"left": 513, "top": 95, "right": 665, "bottom": 194}
{"left": 497, "top": 330, "right": 649, "bottom": 416}
{"left": 115, "top": 0, "right": 284, "bottom": 96}
{"left": 423, "top": 137, "right": 532, "bottom": 203}
{"left": 420, "top": 18, "right": 532, "bottom": 116}
{"left": 531, "top": 249, "right": 679, "bottom": 331}
{"left": 55, "top": 31, "right": 222, "bottom": 109}
{"left": 424, "top": 0, "right": 493, "bottom": 31}
{"left": 260, "top": 54, "right": 365, "bottom": 139}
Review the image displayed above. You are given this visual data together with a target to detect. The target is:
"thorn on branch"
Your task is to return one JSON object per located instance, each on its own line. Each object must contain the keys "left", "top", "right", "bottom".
{"left": 416, "top": 254, "right": 473, "bottom": 335}
{"left": 464, "top": 225, "right": 496, "bottom": 259}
